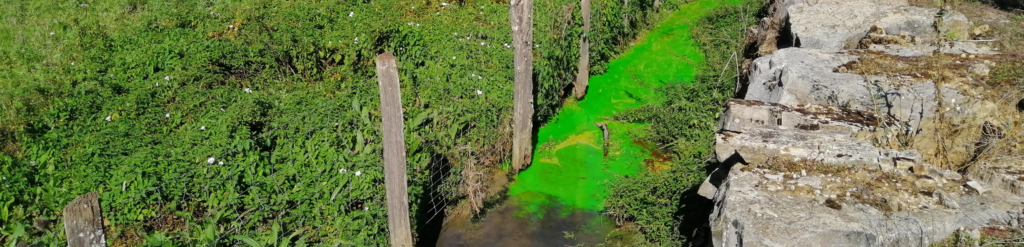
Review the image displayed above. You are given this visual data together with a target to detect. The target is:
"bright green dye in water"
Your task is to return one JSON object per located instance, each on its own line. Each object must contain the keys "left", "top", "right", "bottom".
{"left": 507, "top": 0, "right": 741, "bottom": 215}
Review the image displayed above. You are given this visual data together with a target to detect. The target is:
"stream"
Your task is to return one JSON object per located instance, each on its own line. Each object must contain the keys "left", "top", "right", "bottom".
{"left": 437, "top": 0, "right": 735, "bottom": 245}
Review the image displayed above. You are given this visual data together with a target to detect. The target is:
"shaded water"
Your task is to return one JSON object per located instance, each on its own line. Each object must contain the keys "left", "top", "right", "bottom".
{"left": 437, "top": 0, "right": 736, "bottom": 245}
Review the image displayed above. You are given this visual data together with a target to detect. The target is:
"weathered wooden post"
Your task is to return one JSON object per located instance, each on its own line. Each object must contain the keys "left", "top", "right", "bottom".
{"left": 375, "top": 52, "right": 414, "bottom": 247}
{"left": 63, "top": 192, "right": 106, "bottom": 247}
{"left": 573, "top": 0, "right": 592, "bottom": 99}
{"left": 510, "top": 0, "right": 535, "bottom": 171}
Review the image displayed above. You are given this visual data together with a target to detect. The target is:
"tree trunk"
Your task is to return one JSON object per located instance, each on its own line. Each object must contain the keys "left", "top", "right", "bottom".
{"left": 510, "top": 0, "right": 535, "bottom": 171}
{"left": 573, "top": 0, "right": 592, "bottom": 99}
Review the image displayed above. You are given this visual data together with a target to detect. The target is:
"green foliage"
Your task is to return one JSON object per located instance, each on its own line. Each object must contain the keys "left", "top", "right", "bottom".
{"left": 0, "top": 0, "right": 686, "bottom": 246}
{"left": 603, "top": 0, "right": 762, "bottom": 244}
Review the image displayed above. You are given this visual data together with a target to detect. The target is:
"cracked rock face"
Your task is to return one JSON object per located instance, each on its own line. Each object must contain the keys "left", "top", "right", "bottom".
{"left": 705, "top": 0, "right": 1023, "bottom": 245}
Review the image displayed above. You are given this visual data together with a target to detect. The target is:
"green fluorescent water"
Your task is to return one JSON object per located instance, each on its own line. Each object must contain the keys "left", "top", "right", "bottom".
{"left": 508, "top": 0, "right": 738, "bottom": 214}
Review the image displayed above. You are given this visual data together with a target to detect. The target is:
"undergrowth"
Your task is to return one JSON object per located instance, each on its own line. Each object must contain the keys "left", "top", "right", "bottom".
{"left": 603, "top": 0, "right": 761, "bottom": 245}
{"left": 0, "top": 0, "right": 689, "bottom": 246}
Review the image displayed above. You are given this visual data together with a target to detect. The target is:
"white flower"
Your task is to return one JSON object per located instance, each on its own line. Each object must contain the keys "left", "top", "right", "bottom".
{"left": 71, "top": 61, "right": 75, "bottom": 65}
{"left": 329, "top": 41, "right": 332, "bottom": 44}
{"left": 165, "top": 113, "right": 170, "bottom": 118}
{"left": 355, "top": 171, "right": 362, "bottom": 176}
{"left": 164, "top": 75, "right": 170, "bottom": 81}
{"left": 471, "top": 73, "right": 476, "bottom": 77}
{"left": 364, "top": 206, "right": 369, "bottom": 211}
{"left": 207, "top": 157, "right": 216, "bottom": 164}
{"left": 156, "top": 82, "right": 159, "bottom": 87}
{"left": 478, "top": 75, "right": 483, "bottom": 80}
{"left": 339, "top": 168, "right": 347, "bottom": 173}
{"left": 442, "top": 2, "right": 449, "bottom": 6}
{"left": 452, "top": 56, "right": 456, "bottom": 60}
{"left": 104, "top": 115, "right": 112, "bottom": 121}
{"left": 218, "top": 161, "right": 224, "bottom": 165}
{"left": 412, "top": 6, "right": 415, "bottom": 9}
{"left": 122, "top": 181, "right": 126, "bottom": 191}
{"left": 220, "top": 108, "right": 225, "bottom": 112}
{"left": 476, "top": 90, "right": 483, "bottom": 95}
{"left": 416, "top": 23, "right": 420, "bottom": 27}
{"left": 244, "top": 88, "right": 252, "bottom": 93}
{"left": 229, "top": 24, "right": 234, "bottom": 29}
{"left": 49, "top": 32, "right": 55, "bottom": 36}
{"left": 480, "top": 42, "right": 485, "bottom": 46}
{"left": 349, "top": 12, "right": 354, "bottom": 17}
{"left": 200, "top": 126, "right": 206, "bottom": 131}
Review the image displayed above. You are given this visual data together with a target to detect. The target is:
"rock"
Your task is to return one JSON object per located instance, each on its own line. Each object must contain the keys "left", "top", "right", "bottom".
{"left": 971, "top": 24, "right": 991, "bottom": 38}
{"left": 709, "top": 164, "right": 1023, "bottom": 247}
{"left": 797, "top": 176, "right": 822, "bottom": 190}
{"left": 934, "top": 190, "right": 960, "bottom": 210}
{"left": 969, "top": 63, "right": 990, "bottom": 76}
{"left": 717, "top": 99, "right": 881, "bottom": 135}
{"left": 972, "top": 159, "right": 1024, "bottom": 196}
{"left": 936, "top": 10, "right": 972, "bottom": 41}
{"left": 715, "top": 125, "right": 887, "bottom": 167}
{"left": 784, "top": 2, "right": 948, "bottom": 51}
{"left": 868, "top": 43, "right": 936, "bottom": 57}
{"left": 966, "top": 180, "right": 989, "bottom": 194}
{"left": 764, "top": 174, "right": 783, "bottom": 181}
{"left": 745, "top": 48, "right": 869, "bottom": 108}
{"left": 939, "top": 41, "right": 999, "bottom": 55}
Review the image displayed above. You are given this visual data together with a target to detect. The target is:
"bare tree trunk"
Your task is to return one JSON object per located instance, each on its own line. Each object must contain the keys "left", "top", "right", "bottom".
{"left": 375, "top": 52, "right": 413, "bottom": 247}
{"left": 510, "top": 0, "right": 535, "bottom": 171}
{"left": 623, "top": 0, "right": 630, "bottom": 30}
{"left": 573, "top": 0, "right": 592, "bottom": 99}
{"left": 64, "top": 192, "right": 106, "bottom": 247}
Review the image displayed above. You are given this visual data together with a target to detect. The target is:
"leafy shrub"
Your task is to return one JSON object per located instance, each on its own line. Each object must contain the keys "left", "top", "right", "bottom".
{"left": 604, "top": 0, "right": 762, "bottom": 244}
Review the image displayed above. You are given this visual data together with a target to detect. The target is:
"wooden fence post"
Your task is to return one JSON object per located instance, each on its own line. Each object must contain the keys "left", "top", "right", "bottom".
{"left": 63, "top": 192, "right": 106, "bottom": 247}
{"left": 510, "top": 0, "right": 535, "bottom": 171}
{"left": 375, "top": 52, "right": 414, "bottom": 247}
{"left": 573, "top": 0, "right": 592, "bottom": 99}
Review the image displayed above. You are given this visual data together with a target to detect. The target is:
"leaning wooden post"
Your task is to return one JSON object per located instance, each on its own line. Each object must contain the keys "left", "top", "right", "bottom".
{"left": 63, "top": 191, "right": 106, "bottom": 247}
{"left": 375, "top": 52, "right": 414, "bottom": 247}
{"left": 510, "top": 0, "right": 535, "bottom": 171}
{"left": 573, "top": 0, "right": 592, "bottom": 99}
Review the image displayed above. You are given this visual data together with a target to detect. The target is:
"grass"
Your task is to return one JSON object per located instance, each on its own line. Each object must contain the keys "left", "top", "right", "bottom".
{"left": 0, "top": 0, "right": 691, "bottom": 246}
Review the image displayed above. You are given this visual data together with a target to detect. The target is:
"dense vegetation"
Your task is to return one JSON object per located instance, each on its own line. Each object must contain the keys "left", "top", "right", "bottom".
{"left": 0, "top": 0, "right": 700, "bottom": 246}
{"left": 603, "top": 0, "right": 761, "bottom": 244}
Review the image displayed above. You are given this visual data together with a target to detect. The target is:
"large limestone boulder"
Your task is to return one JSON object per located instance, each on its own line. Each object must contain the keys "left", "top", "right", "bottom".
{"left": 780, "top": 0, "right": 972, "bottom": 51}
{"left": 709, "top": 164, "right": 1024, "bottom": 247}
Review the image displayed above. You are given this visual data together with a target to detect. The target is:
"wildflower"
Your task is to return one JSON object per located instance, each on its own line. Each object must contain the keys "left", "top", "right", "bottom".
{"left": 480, "top": 42, "right": 485, "bottom": 46}
{"left": 339, "top": 168, "right": 347, "bottom": 173}
{"left": 442, "top": 2, "right": 449, "bottom": 6}
{"left": 71, "top": 61, "right": 75, "bottom": 65}
{"left": 244, "top": 88, "right": 252, "bottom": 93}
{"left": 49, "top": 32, "right": 55, "bottom": 36}
{"left": 220, "top": 108, "right": 226, "bottom": 112}
{"left": 355, "top": 171, "right": 362, "bottom": 177}
{"left": 104, "top": 115, "right": 112, "bottom": 122}
{"left": 218, "top": 161, "right": 224, "bottom": 165}
{"left": 354, "top": 37, "right": 359, "bottom": 44}
{"left": 329, "top": 41, "right": 332, "bottom": 44}
{"left": 364, "top": 206, "right": 369, "bottom": 211}
{"left": 30, "top": 161, "right": 35, "bottom": 166}
{"left": 122, "top": 181, "right": 126, "bottom": 191}
{"left": 416, "top": 23, "right": 420, "bottom": 27}
{"left": 165, "top": 113, "right": 170, "bottom": 118}
{"left": 207, "top": 157, "right": 216, "bottom": 164}
{"left": 478, "top": 75, "right": 483, "bottom": 80}
{"left": 200, "top": 126, "right": 206, "bottom": 131}
{"left": 229, "top": 24, "right": 234, "bottom": 29}
{"left": 476, "top": 90, "right": 483, "bottom": 95}
{"left": 164, "top": 75, "right": 170, "bottom": 81}
{"left": 156, "top": 82, "right": 159, "bottom": 87}
{"left": 412, "top": 6, "right": 415, "bottom": 9}
{"left": 349, "top": 11, "right": 354, "bottom": 17}
{"left": 471, "top": 73, "right": 476, "bottom": 77}
{"left": 452, "top": 56, "right": 456, "bottom": 60}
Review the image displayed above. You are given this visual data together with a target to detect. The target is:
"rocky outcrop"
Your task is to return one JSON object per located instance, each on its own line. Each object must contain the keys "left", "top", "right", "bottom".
{"left": 705, "top": 0, "right": 1024, "bottom": 245}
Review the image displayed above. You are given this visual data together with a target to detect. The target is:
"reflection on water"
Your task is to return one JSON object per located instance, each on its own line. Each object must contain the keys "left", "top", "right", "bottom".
{"left": 436, "top": 195, "right": 628, "bottom": 247}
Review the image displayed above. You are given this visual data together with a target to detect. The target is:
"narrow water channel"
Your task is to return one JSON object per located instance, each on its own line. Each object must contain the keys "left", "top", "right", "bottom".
{"left": 437, "top": 1, "right": 735, "bottom": 245}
